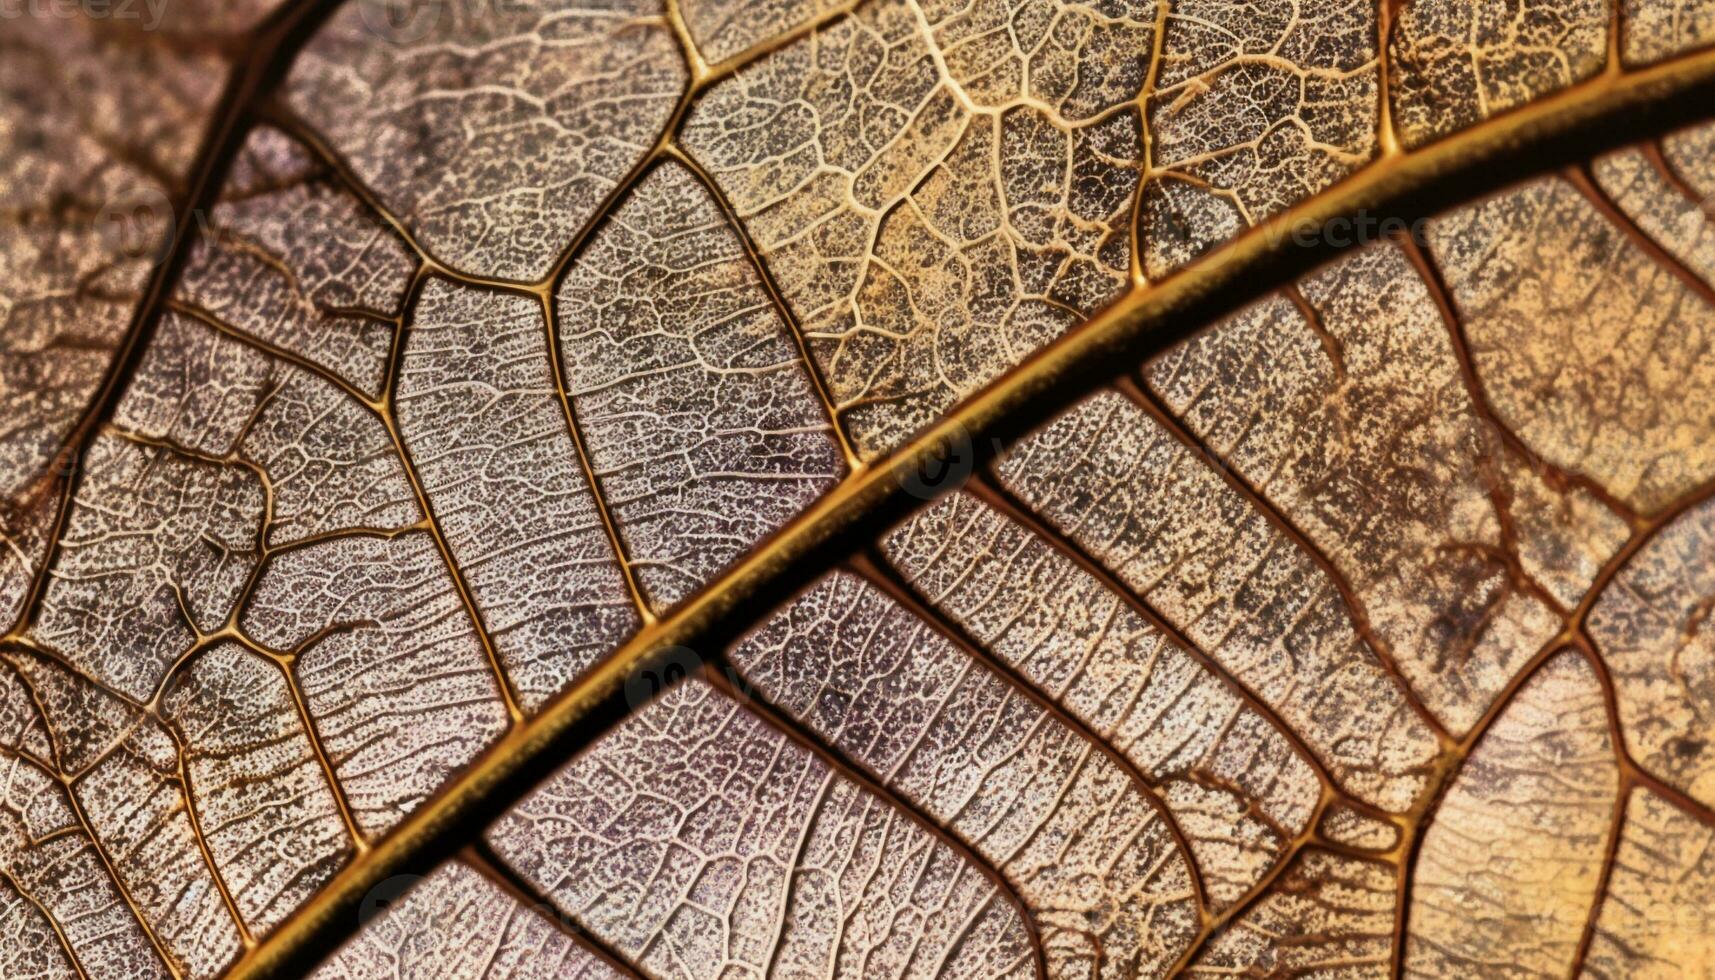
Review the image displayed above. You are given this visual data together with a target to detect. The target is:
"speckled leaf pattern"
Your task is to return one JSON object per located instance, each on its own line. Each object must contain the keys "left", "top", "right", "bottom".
{"left": 4, "top": 1, "right": 1715, "bottom": 978}
{"left": 309, "top": 861, "right": 626, "bottom": 980}
{"left": 485, "top": 676, "right": 1037, "bottom": 979}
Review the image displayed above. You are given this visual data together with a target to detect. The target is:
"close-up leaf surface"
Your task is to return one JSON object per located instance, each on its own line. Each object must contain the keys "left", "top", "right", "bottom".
{"left": 3, "top": 0, "right": 1715, "bottom": 978}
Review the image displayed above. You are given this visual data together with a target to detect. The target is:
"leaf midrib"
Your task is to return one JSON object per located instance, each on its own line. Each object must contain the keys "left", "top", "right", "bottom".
{"left": 47, "top": 16, "right": 1715, "bottom": 978}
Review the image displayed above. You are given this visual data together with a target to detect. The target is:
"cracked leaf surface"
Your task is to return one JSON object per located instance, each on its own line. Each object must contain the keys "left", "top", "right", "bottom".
{"left": 311, "top": 860, "right": 623, "bottom": 980}
{"left": 1403, "top": 651, "right": 1618, "bottom": 979}
{"left": 1583, "top": 788, "right": 1715, "bottom": 978}
{"left": 1184, "top": 848, "right": 1399, "bottom": 978}
{"left": 1589, "top": 497, "right": 1715, "bottom": 806}
{"left": 1147, "top": 242, "right": 1625, "bottom": 732}
{"left": 486, "top": 676, "right": 1037, "bottom": 980}
{"left": 0, "top": 11, "right": 228, "bottom": 507}
{"left": 1426, "top": 175, "right": 1715, "bottom": 515}
{"left": 1390, "top": 0, "right": 1610, "bottom": 148}
{"left": 242, "top": 532, "right": 511, "bottom": 837}
{"left": 1142, "top": 0, "right": 1379, "bottom": 275}
{"left": 398, "top": 279, "right": 638, "bottom": 713}
{"left": 31, "top": 434, "right": 264, "bottom": 703}
{"left": 74, "top": 717, "right": 246, "bottom": 978}
{"left": 1623, "top": 0, "right": 1715, "bottom": 63}
{"left": 115, "top": 312, "right": 421, "bottom": 547}
{"left": 996, "top": 390, "right": 1441, "bottom": 811}
{"left": 176, "top": 126, "right": 415, "bottom": 399}
{"left": 726, "top": 571, "right": 1200, "bottom": 980}
{"left": 0, "top": 750, "right": 172, "bottom": 979}
{"left": 557, "top": 162, "right": 846, "bottom": 612}
{"left": 1593, "top": 143, "right": 1715, "bottom": 287}
{"left": 1661, "top": 119, "right": 1715, "bottom": 195}
{"left": 0, "top": 488, "right": 59, "bottom": 636}
{"left": 10, "top": 5, "right": 1715, "bottom": 979}
{"left": 882, "top": 489, "right": 1320, "bottom": 909}
{"left": 0, "top": 5, "right": 276, "bottom": 657}
{"left": 681, "top": 0, "right": 1147, "bottom": 458}
{"left": 285, "top": 0, "right": 688, "bottom": 282}
{"left": 0, "top": 872, "right": 80, "bottom": 980}
{"left": 678, "top": 0, "right": 850, "bottom": 63}
{"left": 159, "top": 643, "right": 352, "bottom": 937}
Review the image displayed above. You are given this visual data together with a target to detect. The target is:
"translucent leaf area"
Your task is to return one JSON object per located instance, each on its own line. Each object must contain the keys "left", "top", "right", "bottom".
{"left": 2, "top": 1, "right": 1715, "bottom": 978}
